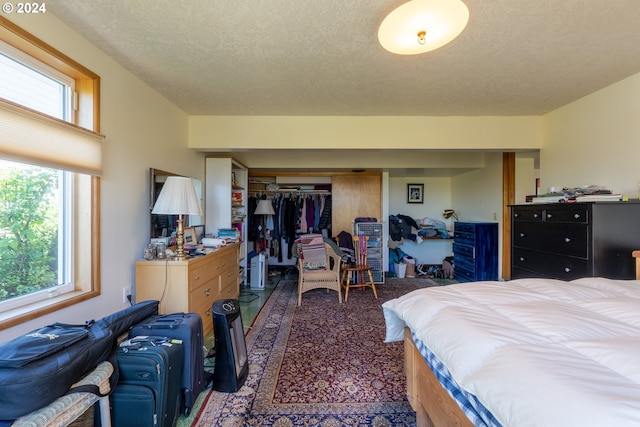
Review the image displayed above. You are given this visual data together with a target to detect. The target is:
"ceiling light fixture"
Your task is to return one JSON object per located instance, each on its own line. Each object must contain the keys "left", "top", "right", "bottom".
{"left": 378, "top": 0, "right": 469, "bottom": 55}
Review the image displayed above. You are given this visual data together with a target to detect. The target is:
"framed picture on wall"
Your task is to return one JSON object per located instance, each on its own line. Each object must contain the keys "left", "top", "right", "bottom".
{"left": 407, "top": 183, "right": 424, "bottom": 204}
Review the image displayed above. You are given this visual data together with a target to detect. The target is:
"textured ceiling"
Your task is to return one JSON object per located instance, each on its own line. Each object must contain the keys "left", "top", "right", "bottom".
{"left": 45, "top": 0, "right": 640, "bottom": 117}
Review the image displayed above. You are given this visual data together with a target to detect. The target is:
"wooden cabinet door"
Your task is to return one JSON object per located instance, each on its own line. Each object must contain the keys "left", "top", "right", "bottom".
{"left": 331, "top": 174, "right": 381, "bottom": 236}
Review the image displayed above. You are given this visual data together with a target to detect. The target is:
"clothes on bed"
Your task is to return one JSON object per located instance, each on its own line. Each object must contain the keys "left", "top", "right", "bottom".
{"left": 383, "top": 277, "right": 640, "bottom": 427}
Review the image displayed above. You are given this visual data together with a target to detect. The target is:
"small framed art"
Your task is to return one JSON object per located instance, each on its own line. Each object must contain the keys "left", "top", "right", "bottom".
{"left": 193, "top": 224, "right": 205, "bottom": 244}
{"left": 407, "top": 183, "right": 424, "bottom": 204}
{"left": 183, "top": 227, "right": 197, "bottom": 245}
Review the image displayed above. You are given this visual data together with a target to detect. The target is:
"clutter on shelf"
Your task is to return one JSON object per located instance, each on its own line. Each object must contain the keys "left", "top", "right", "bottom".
{"left": 531, "top": 185, "right": 623, "bottom": 204}
{"left": 389, "top": 214, "right": 451, "bottom": 246}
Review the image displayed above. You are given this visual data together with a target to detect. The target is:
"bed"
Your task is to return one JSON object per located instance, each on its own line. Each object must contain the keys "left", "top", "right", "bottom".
{"left": 382, "top": 277, "right": 640, "bottom": 427}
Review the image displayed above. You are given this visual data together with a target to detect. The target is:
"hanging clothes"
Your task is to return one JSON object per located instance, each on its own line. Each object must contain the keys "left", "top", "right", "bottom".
{"left": 249, "top": 192, "right": 333, "bottom": 261}
{"left": 318, "top": 195, "right": 332, "bottom": 237}
{"left": 247, "top": 196, "right": 259, "bottom": 241}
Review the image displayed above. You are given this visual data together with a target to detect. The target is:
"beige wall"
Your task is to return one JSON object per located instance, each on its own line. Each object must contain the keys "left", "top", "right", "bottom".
{"left": 1, "top": 14, "right": 203, "bottom": 340}
{"left": 190, "top": 115, "right": 542, "bottom": 151}
{"left": 542, "top": 72, "right": 640, "bottom": 198}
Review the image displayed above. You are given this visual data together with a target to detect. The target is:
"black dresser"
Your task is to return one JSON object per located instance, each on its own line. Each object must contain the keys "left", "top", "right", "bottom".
{"left": 453, "top": 222, "right": 499, "bottom": 282}
{"left": 511, "top": 202, "right": 640, "bottom": 280}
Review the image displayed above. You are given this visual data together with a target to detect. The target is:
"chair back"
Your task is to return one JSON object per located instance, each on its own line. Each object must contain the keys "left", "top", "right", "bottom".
{"left": 352, "top": 235, "right": 369, "bottom": 267}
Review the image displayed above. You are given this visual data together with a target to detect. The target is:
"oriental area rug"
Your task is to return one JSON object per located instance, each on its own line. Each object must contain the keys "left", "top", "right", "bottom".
{"left": 191, "top": 277, "right": 442, "bottom": 426}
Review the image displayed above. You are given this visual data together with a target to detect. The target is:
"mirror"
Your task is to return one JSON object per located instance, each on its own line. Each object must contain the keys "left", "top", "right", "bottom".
{"left": 150, "top": 168, "right": 203, "bottom": 239}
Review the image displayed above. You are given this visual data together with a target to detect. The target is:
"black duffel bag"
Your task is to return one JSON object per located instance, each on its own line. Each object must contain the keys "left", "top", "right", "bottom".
{"left": 0, "top": 300, "right": 158, "bottom": 420}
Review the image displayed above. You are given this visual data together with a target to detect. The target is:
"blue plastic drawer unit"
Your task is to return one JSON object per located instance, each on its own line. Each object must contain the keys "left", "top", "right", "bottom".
{"left": 453, "top": 222, "right": 498, "bottom": 282}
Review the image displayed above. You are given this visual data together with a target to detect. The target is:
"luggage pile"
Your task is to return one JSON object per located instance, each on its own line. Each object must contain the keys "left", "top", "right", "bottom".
{"left": 0, "top": 301, "right": 207, "bottom": 427}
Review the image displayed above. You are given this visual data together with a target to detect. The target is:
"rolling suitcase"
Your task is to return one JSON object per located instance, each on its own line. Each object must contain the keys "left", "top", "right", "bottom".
{"left": 111, "top": 337, "right": 183, "bottom": 427}
{"left": 130, "top": 313, "right": 205, "bottom": 415}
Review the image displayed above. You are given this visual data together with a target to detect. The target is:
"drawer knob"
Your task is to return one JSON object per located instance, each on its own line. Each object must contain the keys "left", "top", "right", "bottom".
{"left": 564, "top": 237, "right": 571, "bottom": 243}
{"left": 519, "top": 232, "right": 526, "bottom": 238}
{"left": 564, "top": 267, "right": 571, "bottom": 273}
{"left": 194, "top": 275, "right": 200, "bottom": 281}
{"left": 574, "top": 213, "right": 581, "bottom": 219}
{"left": 204, "top": 287, "right": 211, "bottom": 297}
{"left": 519, "top": 256, "right": 525, "bottom": 262}
{"left": 533, "top": 213, "right": 539, "bottom": 218}
{"left": 205, "top": 308, "right": 211, "bottom": 317}
{"left": 546, "top": 213, "right": 553, "bottom": 219}
{"left": 514, "top": 213, "right": 520, "bottom": 218}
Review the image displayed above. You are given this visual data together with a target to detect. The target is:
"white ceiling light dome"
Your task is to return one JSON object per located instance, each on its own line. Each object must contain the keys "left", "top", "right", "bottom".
{"left": 378, "top": 0, "right": 469, "bottom": 55}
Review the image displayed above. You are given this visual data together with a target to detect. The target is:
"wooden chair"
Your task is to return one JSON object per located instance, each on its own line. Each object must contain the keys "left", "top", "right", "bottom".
{"left": 340, "top": 235, "right": 378, "bottom": 302}
{"left": 298, "top": 242, "right": 342, "bottom": 306}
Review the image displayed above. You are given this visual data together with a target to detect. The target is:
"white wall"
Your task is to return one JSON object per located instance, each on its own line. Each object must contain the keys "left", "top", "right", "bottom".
{"left": 389, "top": 176, "right": 453, "bottom": 265}
{"left": 542, "top": 72, "right": 640, "bottom": 197}
{"left": 1, "top": 14, "right": 204, "bottom": 340}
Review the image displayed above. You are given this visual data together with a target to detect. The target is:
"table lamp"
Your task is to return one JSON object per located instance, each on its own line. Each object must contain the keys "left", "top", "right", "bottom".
{"left": 254, "top": 199, "right": 275, "bottom": 252}
{"left": 152, "top": 176, "right": 203, "bottom": 260}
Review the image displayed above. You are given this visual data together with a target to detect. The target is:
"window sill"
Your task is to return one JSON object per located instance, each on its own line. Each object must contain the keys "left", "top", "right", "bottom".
{"left": 0, "top": 290, "right": 98, "bottom": 330}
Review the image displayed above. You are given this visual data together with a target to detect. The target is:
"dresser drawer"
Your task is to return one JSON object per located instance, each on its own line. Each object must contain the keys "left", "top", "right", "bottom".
{"left": 454, "top": 265, "right": 477, "bottom": 282}
{"left": 218, "top": 264, "right": 237, "bottom": 293}
{"left": 191, "top": 293, "right": 215, "bottom": 335}
{"left": 453, "top": 242, "right": 474, "bottom": 259}
{"left": 453, "top": 231, "right": 475, "bottom": 246}
{"left": 212, "top": 252, "right": 236, "bottom": 275}
{"left": 190, "top": 262, "right": 215, "bottom": 290}
{"left": 512, "top": 248, "right": 590, "bottom": 280}
{"left": 191, "top": 277, "right": 216, "bottom": 305}
{"left": 453, "top": 256, "right": 475, "bottom": 275}
{"left": 512, "top": 208, "right": 544, "bottom": 222}
{"left": 513, "top": 222, "right": 589, "bottom": 258}
{"left": 454, "top": 222, "right": 477, "bottom": 234}
{"left": 543, "top": 207, "right": 588, "bottom": 223}
{"left": 511, "top": 266, "right": 547, "bottom": 280}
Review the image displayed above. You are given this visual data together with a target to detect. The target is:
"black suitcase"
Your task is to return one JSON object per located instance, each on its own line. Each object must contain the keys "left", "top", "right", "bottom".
{"left": 110, "top": 384, "right": 156, "bottom": 427}
{"left": 0, "top": 300, "right": 158, "bottom": 421}
{"left": 129, "top": 313, "right": 206, "bottom": 415}
{"left": 111, "top": 337, "right": 183, "bottom": 427}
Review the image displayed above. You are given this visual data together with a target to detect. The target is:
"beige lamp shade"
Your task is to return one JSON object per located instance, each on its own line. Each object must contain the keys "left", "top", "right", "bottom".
{"left": 378, "top": 0, "right": 469, "bottom": 55}
{"left": 254, "top": 199, "right": 275, "bottom": 216}
{"left": 152, "top": 176, "right": 203, "bottom": 216}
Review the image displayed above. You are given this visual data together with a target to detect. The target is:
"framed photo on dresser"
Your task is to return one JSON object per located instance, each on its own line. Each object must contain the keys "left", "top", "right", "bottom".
{"left": 183, "top": 227, "right": 197, "bottom": 245}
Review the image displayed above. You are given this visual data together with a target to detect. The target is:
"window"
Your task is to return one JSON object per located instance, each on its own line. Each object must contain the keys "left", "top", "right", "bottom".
{"left": 0, "top": 18, "right": 102, "bottom": 329}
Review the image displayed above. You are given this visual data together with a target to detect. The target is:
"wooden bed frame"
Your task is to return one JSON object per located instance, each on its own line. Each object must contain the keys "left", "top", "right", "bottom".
{"left": 404, "top": 328, "right": 474, "bottom": 427}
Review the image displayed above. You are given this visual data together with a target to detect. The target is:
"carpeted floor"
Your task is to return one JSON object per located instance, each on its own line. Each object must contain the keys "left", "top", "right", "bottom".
{"left": 190, "top": 277, "right": 442, "bottom": 426}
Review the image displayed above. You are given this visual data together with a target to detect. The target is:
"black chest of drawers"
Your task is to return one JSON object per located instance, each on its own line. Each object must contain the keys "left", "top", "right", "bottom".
{"left": 510, "top": 202, "right": 640, "bottom": 280}
{"left": 453, "top": 222, "right": 498, "bottom": 282}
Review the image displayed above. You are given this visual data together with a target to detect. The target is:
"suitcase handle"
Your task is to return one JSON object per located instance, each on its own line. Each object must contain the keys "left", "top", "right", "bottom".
{"left": 138, "top": 313, "right": 187, "bottom": 329}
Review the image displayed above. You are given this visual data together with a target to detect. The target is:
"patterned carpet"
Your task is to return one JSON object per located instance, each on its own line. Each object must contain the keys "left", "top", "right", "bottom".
{"left": 192, "top": 277, "right": 442, "bottom": 426}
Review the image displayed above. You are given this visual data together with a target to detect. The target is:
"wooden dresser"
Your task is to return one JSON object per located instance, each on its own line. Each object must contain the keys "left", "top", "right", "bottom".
{"left": 511, "top": 202, "right": 640, "bottom": 280}
{"left": 452, "top": 222, "right": 498, "bottom": 282}
{"left": 135, "top": 243, "right": 239, "bottom": 335}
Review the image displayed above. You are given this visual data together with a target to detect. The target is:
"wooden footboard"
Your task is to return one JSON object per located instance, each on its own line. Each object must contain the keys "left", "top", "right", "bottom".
{"left": 404, "top": 328, "right": 475, "bottom": 427}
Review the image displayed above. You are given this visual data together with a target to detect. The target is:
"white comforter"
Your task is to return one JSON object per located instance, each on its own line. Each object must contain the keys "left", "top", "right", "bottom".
{"left": 382, "top": 277, "right": 640, "bottom": 427}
